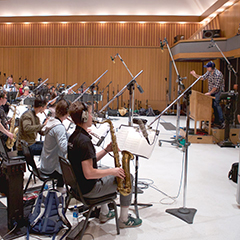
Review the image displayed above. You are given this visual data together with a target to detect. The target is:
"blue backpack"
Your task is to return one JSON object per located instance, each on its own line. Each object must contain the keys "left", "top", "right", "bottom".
{"left": 27, "top": 189, "right": 71, "bottom": 240}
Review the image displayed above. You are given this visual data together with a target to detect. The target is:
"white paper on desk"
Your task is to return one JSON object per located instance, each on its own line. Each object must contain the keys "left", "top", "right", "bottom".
{"left": 116, "top": 125, "right": 158, "bottom": 159}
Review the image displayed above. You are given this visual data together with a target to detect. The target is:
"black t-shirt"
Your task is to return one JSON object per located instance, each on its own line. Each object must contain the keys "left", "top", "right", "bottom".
{"left": 68, "top": 125, "right": 97, "bottom": 195}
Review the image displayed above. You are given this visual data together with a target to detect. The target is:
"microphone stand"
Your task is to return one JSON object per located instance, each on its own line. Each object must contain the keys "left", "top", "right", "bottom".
{"left": 210, "top": 39, "right": 238, "bottom": 146}
{"left": 210, "top": 39, "right": 238, "bottom": 91}
{"left": 95, "top": 81, "right": 100, "bottom": 112}
{"left": 100, "top": 81, "right": 111, "bottom": 110}
{"left": 159, "top": 38, "right": 186, "bottom": 147}
{"left": 111, "top": 53, "right": 144, "bottom": 126}
{"left": 72, "top": 70, "right": 108, "bottom": 104}
{"left": 48, "top": 83, "right": 78, "bottom": 105}
{"left": 98, "top": 71, "right": 143, "bottom": 114}
{"left": 149, "top": 77, "right": 202, "bottom": 224}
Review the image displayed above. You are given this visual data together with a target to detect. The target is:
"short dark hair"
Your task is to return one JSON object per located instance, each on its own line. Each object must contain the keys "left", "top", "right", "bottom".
{"left": 69, "top": 101, "right": 89, "bottom": 125}
{"left": 34, "top": 96, "right": 47, "bottom": 108}
{"left": 55, "top": 99, "right": 71, "bottom": 118}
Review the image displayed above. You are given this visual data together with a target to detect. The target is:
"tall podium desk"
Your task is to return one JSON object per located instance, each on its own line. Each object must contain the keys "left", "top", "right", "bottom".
{"left": 190, "top": 90, "right": 213, "bottom": 135}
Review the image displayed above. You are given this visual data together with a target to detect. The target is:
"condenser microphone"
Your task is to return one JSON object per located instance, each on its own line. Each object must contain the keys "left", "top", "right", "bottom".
{"left": 80, "top": 82, "right": 86, "bottom": 88}
{"left": 133, "top": 118, "right": 150, "bottom": 144}
{"left": 160, "top": 39, "right": 165, "bottom": 52}
{"left": 110, "top": 56, "right": 115, "bottom": 63}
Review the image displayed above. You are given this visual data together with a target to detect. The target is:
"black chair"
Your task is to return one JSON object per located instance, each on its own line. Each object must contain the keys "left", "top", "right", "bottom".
{"left": 20, "top": 140, "right": 55, "bottom": 193}
{"left": 0, "top": 137, "right": 25, "bottom": 163}
{"left": 59, "top": 156, "right": 120, "bottom": 239}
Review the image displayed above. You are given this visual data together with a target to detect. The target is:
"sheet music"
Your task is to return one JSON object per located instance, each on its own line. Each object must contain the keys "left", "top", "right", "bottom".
{"left": 116, "top": 125, "right": 158, "bottom": 159}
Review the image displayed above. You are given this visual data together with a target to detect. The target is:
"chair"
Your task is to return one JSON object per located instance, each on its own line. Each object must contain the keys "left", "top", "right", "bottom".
{"left": 59, "top": 156, "right": 120, "bottom": 239}
{"left": 0, "top": 137, "right": 25, "bottom": 163}
{"left": 20, "top": 140, "right": 55, "bottom": 193}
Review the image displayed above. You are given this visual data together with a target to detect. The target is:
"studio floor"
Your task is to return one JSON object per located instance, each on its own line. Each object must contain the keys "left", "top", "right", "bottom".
{"left": 1, "top": 115, "right": 240, "bottom": 240}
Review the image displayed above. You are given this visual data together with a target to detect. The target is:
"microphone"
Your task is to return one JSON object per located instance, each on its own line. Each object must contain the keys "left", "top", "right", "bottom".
{"left": 160, "top": 39, "right": 165, "bottom": 52}
{"left": 133, "top": 118, "right": 150, "bottom": 144}
{"left": 110, "top": 56, "right": 115, "bottom": 63}
{"left": 80, "top": 82, "right": 86, "bottom": 88}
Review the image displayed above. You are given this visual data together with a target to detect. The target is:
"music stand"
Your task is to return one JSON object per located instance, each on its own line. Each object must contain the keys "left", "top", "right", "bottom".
{"left": 116, "top": 124, "right": 159, "bottom": 218}
{"left": 7, "top": 91, "right": 17, "bottom": 103}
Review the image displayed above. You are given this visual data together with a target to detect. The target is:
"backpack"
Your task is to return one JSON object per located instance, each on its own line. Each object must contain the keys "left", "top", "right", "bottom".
{"left": 27, "top": 189, "right": 71, "bottom": 240}
{"left": 228, "top": 162, "right": 239, "bottom": 183}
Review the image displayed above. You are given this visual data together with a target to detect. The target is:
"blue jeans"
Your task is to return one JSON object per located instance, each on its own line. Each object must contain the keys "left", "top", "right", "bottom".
{"left": 29, "top": 141, "right": 43, "bottom": 156}
{"left": 212, "top": 91, "right": 224, "bottom": 124}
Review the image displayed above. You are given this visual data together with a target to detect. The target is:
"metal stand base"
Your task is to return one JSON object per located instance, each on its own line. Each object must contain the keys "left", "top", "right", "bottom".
{"left": 132, "top": 156, "right": 152, "bottom": 218}
{"left": 217, "top": 139, "right": 235, "bottom": 148}
{"left": 159, "top": 138, "right": 183, "bottom": 147}
{"left": 166, "top": 207, "right": 197, "bottom": 224}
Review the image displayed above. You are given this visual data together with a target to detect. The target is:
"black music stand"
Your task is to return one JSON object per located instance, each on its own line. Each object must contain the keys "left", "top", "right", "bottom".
{"left": 116, "top": 124, "right": 159, "bottom": 218}
{"left": 7, "top": 91, "right": 18, "bottom": 104}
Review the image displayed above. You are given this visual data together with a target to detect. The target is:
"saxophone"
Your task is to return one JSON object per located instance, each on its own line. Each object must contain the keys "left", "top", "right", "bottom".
{"left": 6, "top": 105, "right": 19, "bottom": 149}
{"left": 95, "top": 119, "right": 134, "bottom": 196}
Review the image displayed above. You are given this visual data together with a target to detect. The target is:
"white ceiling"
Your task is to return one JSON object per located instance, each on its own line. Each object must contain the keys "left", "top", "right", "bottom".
{"left": 0, "top": 0, "right": 219, "bottom": 17}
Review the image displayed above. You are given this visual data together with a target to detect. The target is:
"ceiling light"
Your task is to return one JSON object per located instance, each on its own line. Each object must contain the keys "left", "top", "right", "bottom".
{"left": 223, "top": 1, "right": 234, "bottom": 7}
{"left": 216, "top": 8, "right": 224, "bottom": 12}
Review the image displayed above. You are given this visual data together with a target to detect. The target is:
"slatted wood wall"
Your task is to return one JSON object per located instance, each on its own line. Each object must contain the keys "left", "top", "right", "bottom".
{"left": 0, "top": 22, "right": 202, "bottom": 110}
{"left": 219, "top": 1, "right": 240, "bottom": 39}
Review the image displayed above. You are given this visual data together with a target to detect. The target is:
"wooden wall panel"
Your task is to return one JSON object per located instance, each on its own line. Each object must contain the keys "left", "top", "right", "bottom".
{"left": 0, "top": 22, "right": 200, "bottom": 47}
{"left": 0, "top": 47, "right": 170, "bottom": 110}
{"left": 219, "top": 1, "right": 240, "bottom": 39}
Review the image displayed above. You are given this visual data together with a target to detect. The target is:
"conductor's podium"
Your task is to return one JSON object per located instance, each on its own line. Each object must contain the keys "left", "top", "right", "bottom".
{"left": 188, "top": 90, "right": 214, "bottom": 143}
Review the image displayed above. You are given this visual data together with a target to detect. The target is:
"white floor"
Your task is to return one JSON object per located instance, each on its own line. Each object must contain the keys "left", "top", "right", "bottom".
{"left": 2, "top": 115, "right": 240, "bottom": 240}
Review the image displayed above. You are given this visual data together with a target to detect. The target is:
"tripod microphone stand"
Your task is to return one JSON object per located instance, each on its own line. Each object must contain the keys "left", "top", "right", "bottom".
{"left": 149, "top": 76, "right": 202, "bottom": 224}
{"left": 210, "top": 39, "right": 238, "bottom": 147}
{"left": 110, "top": 53, "right": 144, "bottom": 126}
{"left": 158, "top": 38, "right": 186, "bottom": 147}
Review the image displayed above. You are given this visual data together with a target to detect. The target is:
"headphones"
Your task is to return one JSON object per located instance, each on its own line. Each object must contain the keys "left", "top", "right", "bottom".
{"left": 64, "top": 99, "right": 71, "bottom": 112}
{"left": 210, "top": 61, "right": 215, "bottom": 69}
{"left": 81, "top": 102, "right": 89, "bottom": 123}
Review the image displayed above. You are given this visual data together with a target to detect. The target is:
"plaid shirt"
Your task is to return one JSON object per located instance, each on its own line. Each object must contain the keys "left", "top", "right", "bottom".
{"left": 202, "top": 68, "right": 224, "bottom": 93}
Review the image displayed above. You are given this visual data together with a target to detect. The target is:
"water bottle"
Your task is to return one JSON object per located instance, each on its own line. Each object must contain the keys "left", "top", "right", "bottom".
{"left": 44, "top": 184, "right": 48, "bottom": 190}
{"left": 72, "top": 205, "right": 78, "bottom": 226}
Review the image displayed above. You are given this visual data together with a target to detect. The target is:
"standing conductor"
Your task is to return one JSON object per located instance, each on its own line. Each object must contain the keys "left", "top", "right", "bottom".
{"left": 190, "top": 61, "right": 225, "bottom": 128}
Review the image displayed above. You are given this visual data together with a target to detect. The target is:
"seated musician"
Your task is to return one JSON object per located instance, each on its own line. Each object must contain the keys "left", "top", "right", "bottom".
{"left": 16, "top": 96, "right": 48, "bottom": 156}
{"left": 68, "top": 101, "right": 142, "bottom": 228}
{"left": 0, "top": 90, "right": 13, "bottom": 144}
{"left": 40, "top": 99, "right": 70, "bottom": 192}
{"left": 19, "top": 79, "right": 28, "bottom": 96}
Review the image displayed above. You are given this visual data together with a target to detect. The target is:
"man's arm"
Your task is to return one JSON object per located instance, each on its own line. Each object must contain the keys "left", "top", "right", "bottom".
{"left": 205, "top": 87, "right": 217, "bottom": 96}
{"left": 190, "top": 70, "right": 203, "bottom": 79}
{"left": 0, "top": 122, "right": 13, "bottom": 139}
{"left": 82, "top": 158, "right": 125, "bottom": 179}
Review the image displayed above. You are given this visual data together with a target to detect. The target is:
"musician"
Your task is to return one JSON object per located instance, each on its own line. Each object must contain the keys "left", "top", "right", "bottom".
{"left": 16, "top": 96, "right": 48, "bottom": 156}
{"left": 19, "top": 79, "right": 28, "bottom": 96}
{"left": 40, "top": 99, "right": 70, "bottom": 191}
{"left": 190, "top": 61, "right": 225, "bottom": 128}
{"left": 3, "top": 77, "right": 17, "bottom": 92}
{"left": 0, "top": 90, "right": 13, "bottom": 143}
{"left": 68, "top": 101, "right": 142, "bottom": 228}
